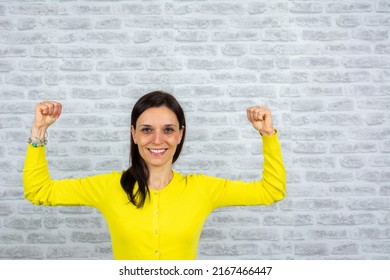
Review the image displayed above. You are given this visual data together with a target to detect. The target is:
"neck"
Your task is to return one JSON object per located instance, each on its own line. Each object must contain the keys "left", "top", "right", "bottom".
{"left": 147, "top": 165, "right": 173, "bottom": 191}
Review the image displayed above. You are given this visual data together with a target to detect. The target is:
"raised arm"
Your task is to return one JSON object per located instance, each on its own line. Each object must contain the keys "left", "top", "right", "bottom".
{"left": 202, "top": 106, "right": 286, "bottom": 209}
{"left": 23, "top": 101, "right": 112, "bottom": 208}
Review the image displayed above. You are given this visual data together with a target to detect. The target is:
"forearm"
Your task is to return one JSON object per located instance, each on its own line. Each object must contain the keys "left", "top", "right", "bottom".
{"left": 260, "top": 130, "right": 286, "bottom": 203}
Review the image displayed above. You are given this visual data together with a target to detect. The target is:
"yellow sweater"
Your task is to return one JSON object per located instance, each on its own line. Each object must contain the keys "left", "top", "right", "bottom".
{"left": 23, "top": 133, "right": 286, "bottom": 260}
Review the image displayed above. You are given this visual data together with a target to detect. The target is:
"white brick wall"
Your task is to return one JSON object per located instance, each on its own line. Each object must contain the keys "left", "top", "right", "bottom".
{"left": 0, "top": 0, "right": 390, "bottom": 259}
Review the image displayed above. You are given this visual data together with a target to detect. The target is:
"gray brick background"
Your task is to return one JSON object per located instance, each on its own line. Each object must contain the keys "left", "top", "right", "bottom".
{"left": 0, "top": 0, "right": 390, "bottom": 260}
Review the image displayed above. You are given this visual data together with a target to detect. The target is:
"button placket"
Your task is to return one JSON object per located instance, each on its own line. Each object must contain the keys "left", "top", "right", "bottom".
{"left": 152, "top": 191, "right": 160, "bottom": 259}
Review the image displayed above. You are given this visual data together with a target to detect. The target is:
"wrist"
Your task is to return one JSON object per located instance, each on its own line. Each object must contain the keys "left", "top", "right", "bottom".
{"left": 260, "top": 128, "right": 276, "bottom": 137}
{"left": 31, "top": 126, "right": 48, "bottom": 139}
{"left": 29, "top": 126, "right": 48, "bottom": 148}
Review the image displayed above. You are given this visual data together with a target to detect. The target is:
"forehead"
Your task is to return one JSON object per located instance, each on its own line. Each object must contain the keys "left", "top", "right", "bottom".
{"left": 136, "top": 106, "right": 178, "bottom": 125}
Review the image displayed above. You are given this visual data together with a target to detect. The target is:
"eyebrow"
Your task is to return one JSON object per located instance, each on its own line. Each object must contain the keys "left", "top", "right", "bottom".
{"left": 139, "top": 124, "right": 178, "bottom": 127}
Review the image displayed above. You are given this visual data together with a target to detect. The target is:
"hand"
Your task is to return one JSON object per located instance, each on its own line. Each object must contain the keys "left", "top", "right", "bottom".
{"left": 34, "top": 100, "right": 62, "bottom": 130}
{"left": 246, "top": 106, "right": 275, "bottom": 136}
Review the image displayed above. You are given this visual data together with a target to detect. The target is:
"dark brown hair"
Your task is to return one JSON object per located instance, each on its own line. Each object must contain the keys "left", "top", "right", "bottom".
{"left": 120, "top": 91, "right": 186, "bottom": 208}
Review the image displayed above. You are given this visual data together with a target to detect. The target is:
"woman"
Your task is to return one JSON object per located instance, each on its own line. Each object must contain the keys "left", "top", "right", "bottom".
{"left": 23, "top": 91, "right": 286, "bottom": 260}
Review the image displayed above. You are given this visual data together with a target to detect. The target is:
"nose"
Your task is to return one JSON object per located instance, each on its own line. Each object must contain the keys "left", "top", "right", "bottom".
{"left": 152, "top": 130, "right": 164, "bottom": 144}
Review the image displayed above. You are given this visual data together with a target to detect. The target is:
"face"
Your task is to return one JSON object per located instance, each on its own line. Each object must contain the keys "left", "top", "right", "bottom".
{"left": 131, "top": 106, "right": 184, "bottom": 170}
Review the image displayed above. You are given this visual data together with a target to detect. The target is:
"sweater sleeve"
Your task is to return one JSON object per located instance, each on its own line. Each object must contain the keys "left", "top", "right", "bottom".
{"left": 202, "top": 131, "right": 286, "bottom": 209}
{"left": 22, "top": 144, "right": 117, "bottom": 209}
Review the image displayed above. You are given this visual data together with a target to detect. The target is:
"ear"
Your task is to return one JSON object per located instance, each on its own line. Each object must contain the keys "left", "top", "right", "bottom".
{"left": 179, "top": 125, "right": 185, "bottom": 144}
{"left": 131, "top": 125, "right": 137, "bottom": 144}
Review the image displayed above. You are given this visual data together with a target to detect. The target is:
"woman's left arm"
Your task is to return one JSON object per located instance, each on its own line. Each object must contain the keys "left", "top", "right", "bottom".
{"left": 203, "top": 106, "right": 286, "bottom": 208}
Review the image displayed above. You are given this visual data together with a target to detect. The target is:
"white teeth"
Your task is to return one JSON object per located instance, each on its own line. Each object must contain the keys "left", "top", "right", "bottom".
{"left": 150, "top": 149, "right": 166, "bottom": 153}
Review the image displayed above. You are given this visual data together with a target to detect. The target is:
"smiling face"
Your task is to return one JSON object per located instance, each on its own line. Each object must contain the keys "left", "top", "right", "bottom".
{"left": 131, "top": 106, "right": 184, "bottom": 170}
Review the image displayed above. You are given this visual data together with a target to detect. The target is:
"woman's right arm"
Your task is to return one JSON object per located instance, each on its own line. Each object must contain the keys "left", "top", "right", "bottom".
{"left": 23, "top": 101, "right": 115, "bottom": 208}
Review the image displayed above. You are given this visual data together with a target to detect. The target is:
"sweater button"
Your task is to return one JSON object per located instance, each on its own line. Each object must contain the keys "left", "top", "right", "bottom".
{"left": 155, "top": 251, "right": 160, "bottom": 255}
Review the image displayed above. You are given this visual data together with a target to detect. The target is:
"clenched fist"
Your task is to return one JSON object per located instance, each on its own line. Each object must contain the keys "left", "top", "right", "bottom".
{"left": 34, "top": 101, "right": 62, "bottom": 129}
{"left": 246, "top": 106, "right": 275, "bottom": 136}
{"left": 31, "top": 101, "right": 62, "bottom": 139}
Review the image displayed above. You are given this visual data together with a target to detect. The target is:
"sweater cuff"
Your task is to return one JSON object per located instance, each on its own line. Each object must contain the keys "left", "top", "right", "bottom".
{"left": 261, "top": 129, "right": 281, "bottom": 152}
{"left": 25, "top": 144, "right": 46, "bottom": 168}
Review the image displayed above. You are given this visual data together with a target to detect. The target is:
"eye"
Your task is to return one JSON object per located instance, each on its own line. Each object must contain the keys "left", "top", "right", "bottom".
{"left": 141, "top": 127, "right": 152, "bottom": 134}
{"left": 164, "top": 127, "right": 175, "bottom": 133}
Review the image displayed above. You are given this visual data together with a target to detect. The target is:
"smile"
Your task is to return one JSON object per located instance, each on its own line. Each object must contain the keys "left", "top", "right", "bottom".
{"left": 148, "top": 148, "right": 168, "bottom": 155}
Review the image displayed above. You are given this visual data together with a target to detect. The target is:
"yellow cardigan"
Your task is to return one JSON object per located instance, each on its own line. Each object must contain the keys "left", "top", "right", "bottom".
{"left": 23, "top": 133, "right": 286, "bottom": 260}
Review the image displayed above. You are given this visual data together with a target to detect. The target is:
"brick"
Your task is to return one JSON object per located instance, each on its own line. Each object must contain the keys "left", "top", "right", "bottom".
{"left": 0, "top": 47, "right": 27, "bottom": 57}
{"left": 175, "top": 31, "right": 208, "bottom": 42}
{"left": 352, "top": 29, "right": 388, "bottom": 41}
{"left": 295, "top": 243, "right": 329, "bottom": 256}
{"left": 230, "top": 228, "right": 280, "bottom": 241}
{"left": 95, "top": 18, "right": 122, "bottom": 29}
{"left": 27, "top": 232, "right": 66, "bottom": 244}
{"left": 9, "top": 4, "right": 58, "bottom": 15}
{"left": 348, "top": 198, "right": 390, "bottom": 210}
{"left": 199, "top": 243, "right": 259, "bottom": 256}
{"left": 263, "top": 214, "right": 314, "bottom": 226}
{"left": 262, "top": 242, "right": 293, "bottom": 255}
{"left": 59, "top": 60, "right": 94, "bottom": 71}
{"left": 0, "top": 32, "right": 53, "bottom": 44}
{"left": 146, "top": 57, "right": 183, "bottom": 71}
{"left": 231, "top": 17, "right": 288, "bottom": 28}
{"left": 0, "top": 246, "right": 44, "bottom": 259}
{"left": 0, "top": 203, "right": 14, "bottom": 216}
{"left": 113, "top": 4, "right": 162, "bottom": 15}
{"left": 71, "top": 231, "right": 110, "bottom": 243}
{"left": 211, "top": 72, "right": 257, "bottom": 83}
{"left": 248, "top": 2, "right": 288, "bottom": 14}
{"left": 174, "top": 85, "right": 224, "bottom": 98}
{"left": 336, "top": 15, "right": 362, "bottom": 27}
{"left": 4, "top": 217, "right": 42, "bottom": 230}
{"left": 362, "top": 242, "right": 390, "bottom": 254}
{"left": 70, "top": 88, "right": 118, "bottom": 99}
{"left": 81, "top": 129, "right": 128, "bottom": 142}
{"left": 0, "top": 232, "right": 24, "bottom": 244}
{"left": 97, "top": 60, "right": 143, "bottom": 71}
{"left": 200, "top": 228, "right": 227, "bottom": 241}
{"left": 68, "top": 5, "right": 111, "bottom": 15}
{"left": 324, "top": 43, "right": 371, "bottom": 54}
{"left": 115, "top": 45, "right": 171, "bottom": 57}
{"left": 331, "top": 142, "right": 377, "bottom": 153}
{"left": 63, "top": 217, "right": 104, "bottom": 229}
{"left": 188, "top": 59, "right": 235, "bottom": 70}
{"left": 313, "top": 71, "right": 370, "bottom": 83}
{"left": 175, "top": 45, "right": 217, "bottom": 56}
{"left": 58, "top": 206, "right": 94, "bottom": 215}
{"left": 318, "top": 213, "right": 376, "bottom": 225}
{"left": 340, "top": 155, "right": 366, "bottom": 168}
{"left": 290, "top": 2, "right": 323, "bottom": 13}
{"left": 5, "top": 74, "right": 42, "bottom": 86}
{"left": 30, "top": 45, "right": 58, "bottom": 58}
{"left": 135, "top": 72, "right": 209, "bottom": 84}
{"left": 0, "top": 188, "right": 23, "bottom": 201}
{"left": 343, "top": 56, "right": 390, "bottom": 68}
{"left": 306, "top": 171, "right": 354, "bottom": 182}
{"left": 291, "top": 16, "right": 332, "bottom": 28}
{"left": 302, "top": 30, "right": 349, "bottom": 41}
{"left": 375, "top": 44, "right": 390, "bottom": 54}
{"left": 212, "top": 31, "right": 258, "bottom": 42}
{"left": 327, "top": 3, "right": 372, "bottom": 13}
{"left": 47, "top": 246, "right": 92, "bottom": 259}
{"left": 365, "top": 15, "right": 390, "bottom": 26}
{"left": 237, "top": 57, "right": 274, "bottom": 70}
{"left": 377, "top": 1, "right": 390, "bottom": 12}
{"left": 263, "top": 29, "right": 297, "bottom": 41}
{"left": 106, "top": 73, "right": 132, "bottom": 86}
{"left": 351, "top": 227, "right": 390, "bottom": 239}
{"left": 331, "top": 242, "right": 359, "bottom": 255}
